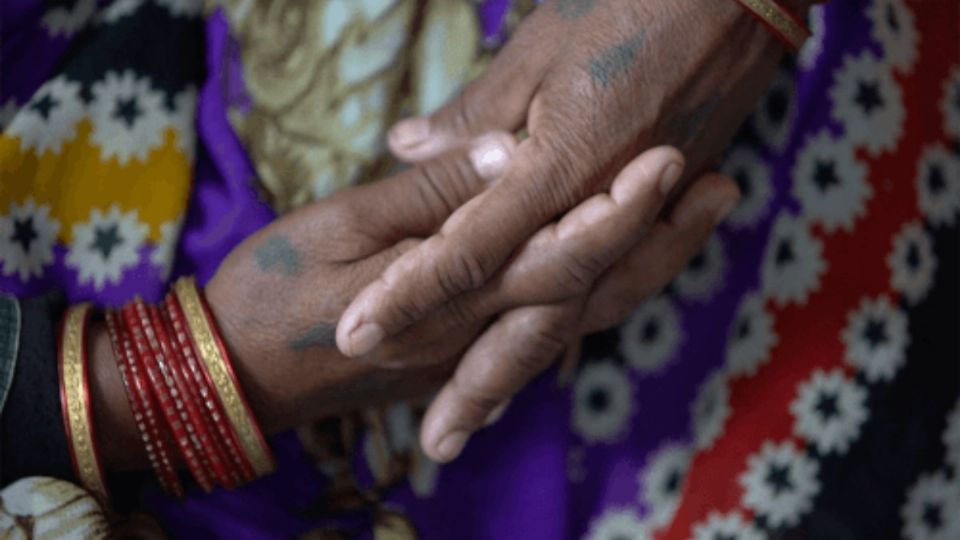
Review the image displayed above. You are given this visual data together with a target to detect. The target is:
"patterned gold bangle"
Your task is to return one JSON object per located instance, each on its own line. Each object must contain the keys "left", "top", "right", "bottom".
{"left": 734, "top": 0, "right": 811, "bottom": 52}
{"left": 59, "top": 303, "right": 110, "bottom": 506}
{"left": 173, "top": 277, "right": 276, "bottom": 478}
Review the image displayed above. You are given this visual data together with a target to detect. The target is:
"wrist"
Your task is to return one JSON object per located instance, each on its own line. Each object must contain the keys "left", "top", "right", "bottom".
{"left": 87, "top": 321, "right": 149, "bottom": 470}
{"left": 201, "top": 277, "right": 347, "bottom": 432}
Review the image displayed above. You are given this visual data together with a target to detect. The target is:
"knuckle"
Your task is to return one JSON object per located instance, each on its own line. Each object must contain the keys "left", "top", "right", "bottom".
{"left": 452, "top": 378, "right": 506, "bottom": 424}
{"left": 309, "top": 203, "right": 366, "bottom": 260}
{"left": 435, "top": 245, "right": 489, "bottom": 297}
{"left": 516, "top": 136, "right": 595, "bottom": 218}
{"left": 408, "top": 141, "right": 490, "bottom": 224}
{"left": 417, "top": 164, "right": 461, "bottom": 219}
{"left": 513, "top": 315, "right": 567, "bottom": 373}
{"left": 464, "top": 390, "right": 502, "bottom": 427}
{"left": 447, "top": 92, "right": 481, "bottom": 136}
{"left": 439, "top": 149, "right": 485, "bottom": 200}
{"left": 445, "top": 297, "right": 479, "bottom": 328}
{"left": 379, "top": 259, "right": 434, "bottom": 325}
{"left": 390, "top": 296, "right": 428, "bottom": 329}
{"left": 556, "top": 250, "right": 606, "bottom": 294}
{"left": 513, "top": 340, "right": 563, "bottom": 377}
{"left": 317, "top": 200, "right": 361, "bottom": 231}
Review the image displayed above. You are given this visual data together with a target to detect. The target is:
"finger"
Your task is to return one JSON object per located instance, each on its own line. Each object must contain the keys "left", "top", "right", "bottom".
{"left": 333, "top": 132, "right": 517, "bottom": 258}
{"left": 383, "top": 171, "right": 737, "bottom": 362}
{"left": 581, "top": 172, "right": 741, "bottom": 333}
{"left": 367, "top": 170, "right": 726, "bottom": 370}
{"left": 388, "top": 30, "right": 547, "bottom": 162}
{"left": 488, "top": 146, "right": 686, "bottom": 305}
{"left": 483, "top": 400, "right": 510, "bottom": 427}
{"left": 419, "top": 300, "right": 582, "bottom": 462}
{"left": 416, "top": 172, "right": 738, "bottom": 461}
{"left": 336, "top": 144, "right": 684, "bottom": 357}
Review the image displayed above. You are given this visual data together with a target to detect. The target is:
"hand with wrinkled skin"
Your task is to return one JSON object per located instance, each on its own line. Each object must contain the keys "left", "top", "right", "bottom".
{"left": 417, "top": 167, "right": 738, "bottom": 463}
{"left": 330, "top": 0, "right": 809, "bottom": 461}
{"left": 335, "top": 0, "right": 812, "bottom": 356}
{"left": 90, "top": 132, "right": 737, "bottom": 470}
{"left": 91, "top": 137, "right": 515, "bottom": 467}
{"left": 200, "top": 137, "right": 736, "bottom": 435}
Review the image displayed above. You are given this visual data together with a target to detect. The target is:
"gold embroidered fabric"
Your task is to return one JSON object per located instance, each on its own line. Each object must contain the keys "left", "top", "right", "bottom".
{"left": 212, "top": 0, "right": 510, "bottom": 212}
{"left": 0, "top": 477, "right": 110, "bottom": 538}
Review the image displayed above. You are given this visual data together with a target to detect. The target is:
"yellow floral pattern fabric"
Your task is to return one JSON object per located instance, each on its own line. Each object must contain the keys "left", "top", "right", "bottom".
{"left": 0, "top": 0, "right": 204, "bottom": 298}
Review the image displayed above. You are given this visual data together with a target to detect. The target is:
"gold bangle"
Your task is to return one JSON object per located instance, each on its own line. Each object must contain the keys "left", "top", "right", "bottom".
{"left": 59, "top": 303, "right": 110, "bottom": 506}
{"left": 734, "top": 0, "right": 811, "bottom": 52}
{"left": 173, "top": 277, "right": 276, "bottom": 478}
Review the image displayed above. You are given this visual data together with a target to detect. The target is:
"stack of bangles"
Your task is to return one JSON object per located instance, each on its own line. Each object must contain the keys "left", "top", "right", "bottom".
{"left": 58, "top": 276, "right": 275, "bottom": 505}
{"left": 729, "top": 0, "right": 818, "bottom": 52}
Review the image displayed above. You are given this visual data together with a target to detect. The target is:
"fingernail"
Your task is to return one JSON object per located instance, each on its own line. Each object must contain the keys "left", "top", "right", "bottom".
{"left": 436, "top": 430, "right": 469, "bottom": 462}
{"left": 659, "top": 162, "right": 684, "bottom": 196}
{"left": 390, "top": 117, "right": 431, "bottom": 148}
{"left": 347, "top": 322, "right": 385, "bottom": 357}
{"left": 469, "top": 134, "right": 511, "bottom": 180}
{"left": 714, "top": 195, "right": 739, "bottom": 225}
{"left": 483, "top": 401, "right": 510, "bottom": 427}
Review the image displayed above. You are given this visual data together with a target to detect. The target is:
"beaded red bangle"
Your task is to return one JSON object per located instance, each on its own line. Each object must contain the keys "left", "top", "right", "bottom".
{"left": 99, "top": 278, "right": 273, "bottom": 496}
{"left": 58, "top": 304, "right": 110, "bottom": 506}
{"left": 107, "top": 308, "right": 183, "bottom": 497}
{"left": 158, "top": 301, "right": 242, "bottom": 489}
{"left": 151, "top": 300, "right": 242, "bottom": 490}
{"left": 131, "top": 300, "right": 215, "bottom": 493}
{"left": 164, "top": 293, "right": 252, "bottom": 485}
{"left": 121, "top": 302, "right": 200, "bottom": 495}
{"left": 730, "top": 0, "right": 811, "bottom": 52}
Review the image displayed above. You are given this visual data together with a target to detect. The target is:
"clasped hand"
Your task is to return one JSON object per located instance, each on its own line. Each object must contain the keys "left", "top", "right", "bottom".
{"left": 209, "top": 0, "right": 810, "bottom": 464}
{"left": 329, "top": 0, "right": 806, "bottom": 461}
{"left": 206, "top": 133, "right": 737, "bottom": 463}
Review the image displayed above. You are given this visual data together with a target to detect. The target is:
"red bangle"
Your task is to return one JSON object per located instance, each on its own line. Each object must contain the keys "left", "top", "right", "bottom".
{"left": 121, "top": 302, "right": 201, "bottom": 495}
{"left": 151, "top": 301, "right": 238, "bottom": 490}
{"left": 107, "top": 308, "right": 183, "bottom": 497}
{"left": 162, "top": 306, "right": 242, "bottom": 489}
{"left": 164, "top": 293, "right": 254, "bottom": 484}
{"left": 134, "top": 300, "right": 216, "bottom": 493}
{"left": 104, "top": 282, "right": 274, "bottom": 495}
{"left": 153, "top": 300, "right": 245, "bottom": 490}
{"left": 730, "top": 0, "right": 811, "bottom": 52}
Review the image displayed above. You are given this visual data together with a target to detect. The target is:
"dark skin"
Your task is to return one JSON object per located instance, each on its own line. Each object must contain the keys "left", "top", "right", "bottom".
{"left": 337, "top": 0, "right": 815, "bottom": 461}
{"left": 84, "top": 135, "right": 738, "bottom": 470}
{"left": 84, "top": 0, "right": 816, "bottom": 470}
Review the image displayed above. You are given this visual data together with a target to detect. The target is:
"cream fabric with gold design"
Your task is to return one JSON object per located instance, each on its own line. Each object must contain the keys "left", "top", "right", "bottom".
{"left": 0, "top": 477, "right": 110, "bottom": 539}
{"left": 212, "top": 0, "right": 487, "bottom": 211}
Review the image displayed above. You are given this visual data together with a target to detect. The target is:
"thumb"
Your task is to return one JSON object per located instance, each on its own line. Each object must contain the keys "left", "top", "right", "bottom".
{"left": 334, "top": 131, "right": 518, "bottom": 257}
{"left": 388, "top": 39, "right": 543, "bottom": 162}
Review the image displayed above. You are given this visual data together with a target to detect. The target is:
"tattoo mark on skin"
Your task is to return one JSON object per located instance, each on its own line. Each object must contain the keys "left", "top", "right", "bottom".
{"left": 556, "top": 0, "right": 598, "bottom": 18}
{"left": 290, "top": 322, "right": 337, "bottom": 351}
{"left": 666, "top": 93, "right": 722, "bottom": 147}
{"left": 255, "top": 235, "right": 302, "bottom": 276}
{"left": 588, "top": 32, "right": 646, "bottom": 87}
